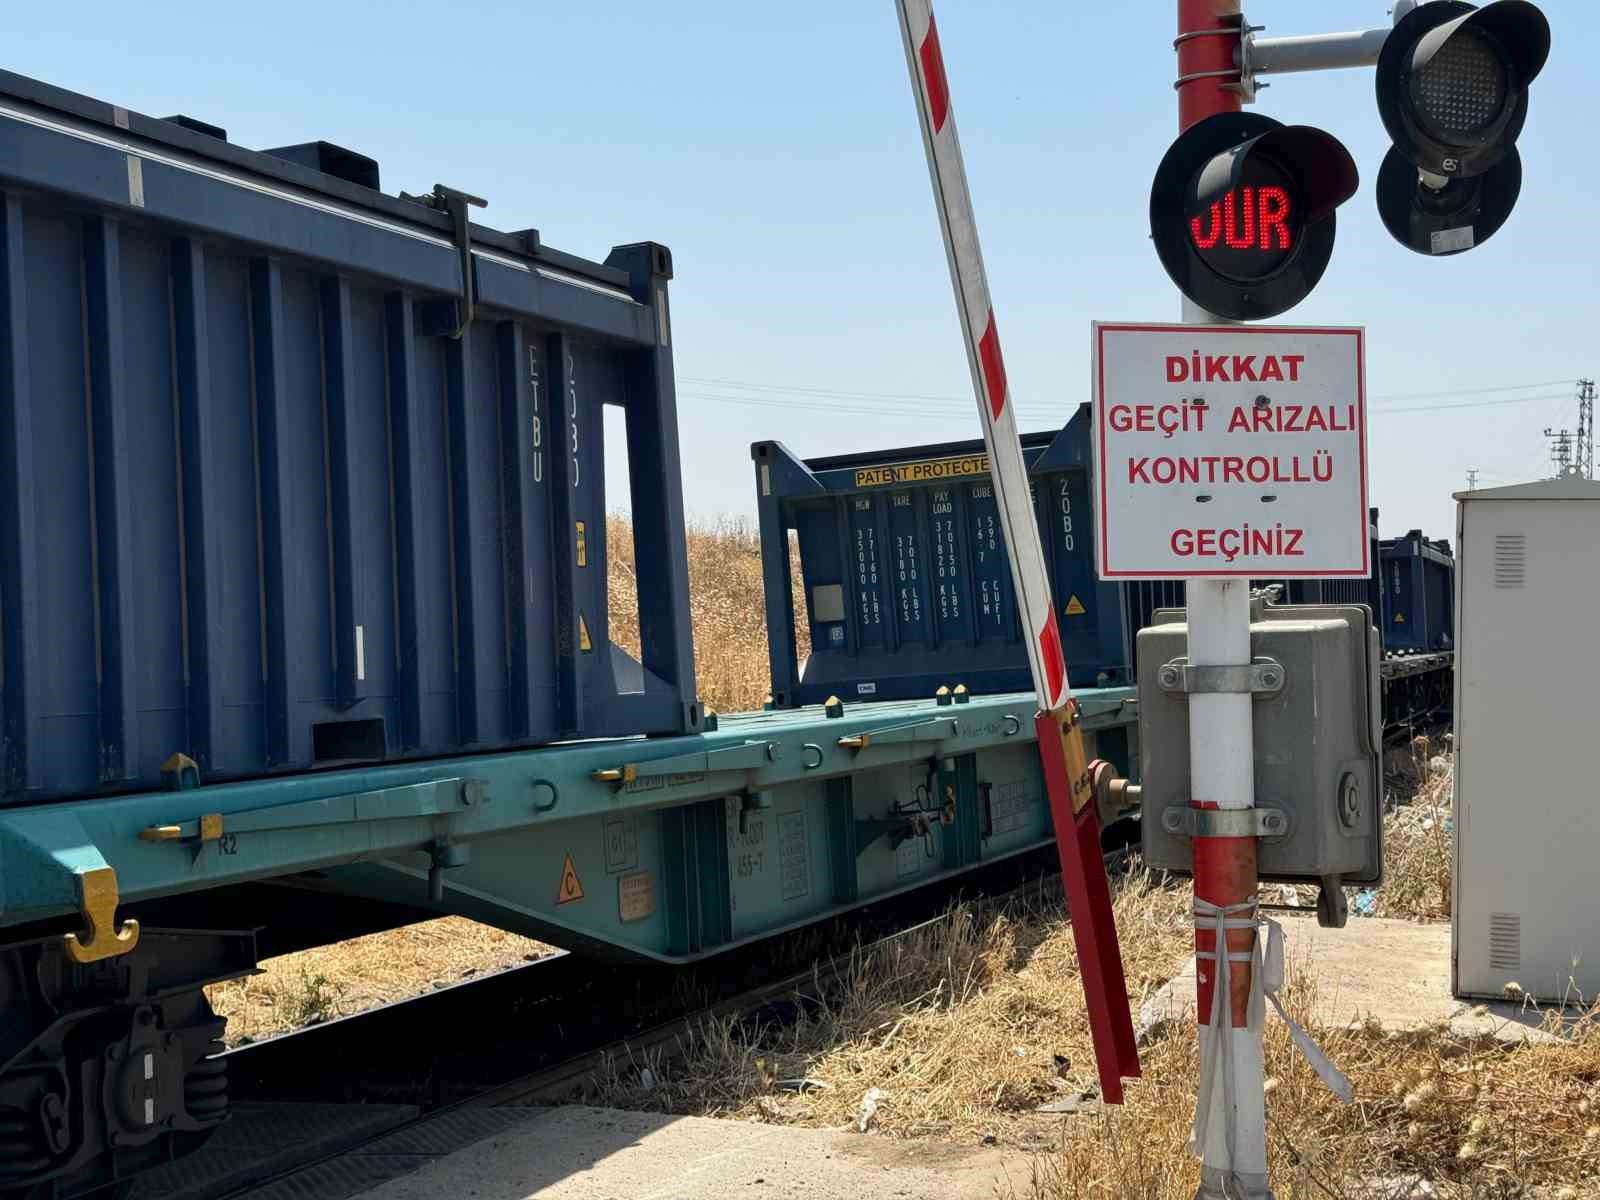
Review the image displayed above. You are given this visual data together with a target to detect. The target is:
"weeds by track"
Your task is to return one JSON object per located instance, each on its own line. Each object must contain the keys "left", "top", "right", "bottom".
{"left": 204, "top": 840, "right": 1132, "bottom": 1199}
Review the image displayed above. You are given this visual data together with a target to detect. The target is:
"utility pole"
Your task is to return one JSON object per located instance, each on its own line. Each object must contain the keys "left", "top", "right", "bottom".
{"left": 1545, "top": 425, "right": 1574, "bottom": 477}
{"left": 1579, "top": 379, "right": 1596, "bottom": 480}
{"left": 1467, "top": 468, "right": 1479, "bottom": 491}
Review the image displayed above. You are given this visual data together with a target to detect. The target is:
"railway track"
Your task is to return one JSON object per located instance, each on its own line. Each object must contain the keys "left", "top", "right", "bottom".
{"left": 133, "top": 841, "right": 1133, "bottom": 1200}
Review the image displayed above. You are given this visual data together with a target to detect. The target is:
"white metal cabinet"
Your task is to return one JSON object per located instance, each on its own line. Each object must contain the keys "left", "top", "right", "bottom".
{"left": 1453, "top": 477, "right": 1600, "bottom": 1001}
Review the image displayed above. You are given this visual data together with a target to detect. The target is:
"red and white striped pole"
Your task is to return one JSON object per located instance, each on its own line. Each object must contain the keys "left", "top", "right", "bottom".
{"left": 893, "top": 0, "right": 1139, "bottom": 1104}
{"left": 1176, "top": 4, "right": 1270, "bottom": 1197}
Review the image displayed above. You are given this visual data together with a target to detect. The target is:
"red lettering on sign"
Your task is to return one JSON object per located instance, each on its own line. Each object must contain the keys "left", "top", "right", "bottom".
{"left": 1258, "top": 186, "right": 1291, "bottom": 249}
{"left": 1188, "top": 187, "right": 1297, "bottom": 254}
{"left": 1169, "top": 525, "right": 1308, "bottom": 563}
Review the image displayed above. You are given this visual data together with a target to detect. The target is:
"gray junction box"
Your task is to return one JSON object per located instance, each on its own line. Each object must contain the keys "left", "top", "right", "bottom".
{"left": 1137, "top": 602, "right": 1384, "bottom": 910}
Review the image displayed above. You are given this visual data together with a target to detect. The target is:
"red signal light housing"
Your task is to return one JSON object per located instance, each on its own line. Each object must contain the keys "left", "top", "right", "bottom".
{"left": 1151, "top": 113, "right": 1358, "bottom": 321}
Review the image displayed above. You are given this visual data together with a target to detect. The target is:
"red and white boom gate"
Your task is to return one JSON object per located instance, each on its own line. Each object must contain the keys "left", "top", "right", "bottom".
{"left": 892, "top": 0, "right": 1140, "bottom": 1106}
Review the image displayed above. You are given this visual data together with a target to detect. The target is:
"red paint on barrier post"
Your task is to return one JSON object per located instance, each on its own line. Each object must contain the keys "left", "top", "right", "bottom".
{"left": 978, "top": 315, "right": 1007, "bottom": 421}
{"left": 918, "top": 16, "right": 950, "bottom": 132}
{"left": 1036, "top": 709, "right": 1140, "bottom": 1102}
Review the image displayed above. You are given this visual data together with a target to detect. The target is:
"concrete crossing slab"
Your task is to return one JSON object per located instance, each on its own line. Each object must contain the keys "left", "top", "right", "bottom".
{"left": 348, "top": 1105, "right": 1034, "bottom": 1200}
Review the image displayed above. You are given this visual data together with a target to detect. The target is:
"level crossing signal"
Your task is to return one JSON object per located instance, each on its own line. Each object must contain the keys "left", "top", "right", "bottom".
{"left": 1375, "top": 0, "right": 1550, "bottom": 256}
{"left": 1149, "top": 113, "right": 1358, "bottom": 321}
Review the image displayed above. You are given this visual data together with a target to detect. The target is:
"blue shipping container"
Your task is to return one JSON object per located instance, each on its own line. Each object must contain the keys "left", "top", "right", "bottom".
{"left": 1380, "top": 530, "right": 1456, "bottom": 652}
{"left": 754, "top": 404, "right": 1130, "bottom": 705}
{"left": 0, "top": 70, "right": 699, "bottom": 801}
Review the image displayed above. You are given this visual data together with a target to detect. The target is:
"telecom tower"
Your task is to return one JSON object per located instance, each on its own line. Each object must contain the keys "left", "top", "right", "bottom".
{"left": 1548, "top": 380, "right": 1596, "bottom": 479}
{"left": 1579, "top": 378, "right": 1596, "bottom": 480}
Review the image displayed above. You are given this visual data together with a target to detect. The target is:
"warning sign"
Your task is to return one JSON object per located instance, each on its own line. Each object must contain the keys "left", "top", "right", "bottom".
{"left": 1065, "top": 594, "right": 1087, "bottom": 616}
{"left": 578, "top": 614, "right": 593, "bottom": 652}
{"left": 556, "top": 854, "right": 585, "bottom": 905}
{"left": 1092, "top": 322, "right": 1368, "bottom": 580}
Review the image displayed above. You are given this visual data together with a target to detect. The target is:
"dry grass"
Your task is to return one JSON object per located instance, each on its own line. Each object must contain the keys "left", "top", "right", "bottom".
{"left": 578, "top": 736, "right": 1600, "bottom": 1196}
{"left": 1030, "top": 971, "right": 1600, "bottom": 1198}
{"left": 207, "top": 918, "right": 556, "bottom": 1045}
{"left": 583, "top": 871, "right": 1193, "bottom": 1144}
{"left": 608, "top": 512, "right": 807, "bottom": 715}
{"left": 584, "top": 865, "right": 1600, "bottom": 1195}
{"left": 1369, "top": 735, "right": 1456, "bottom": 923}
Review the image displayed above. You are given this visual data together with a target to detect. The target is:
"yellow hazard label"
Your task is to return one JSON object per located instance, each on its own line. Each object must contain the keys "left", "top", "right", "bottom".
{"left": 854, "top": 453, "right": 990, "bottom": 489}
{"left": 1394, "top": 613, "right": 1406, "bottom": 623}
{"left": 578, "top": 614, "right": 593, "bottom": 652}
{"left": 575, "top": 521, "right": 587, "bottom": 567}
{"left": 556, "top": 853, "right": 585, "bottom": 905}
{"left": 1065, "top": 594, "right": 1087, "bottom": 617}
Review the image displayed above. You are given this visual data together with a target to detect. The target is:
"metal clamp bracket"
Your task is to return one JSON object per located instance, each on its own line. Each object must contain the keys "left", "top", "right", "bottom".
{"left": 836, "top": 716, "right": 960, "bottom": 753}
{"left": 591, "top": 739, "right": 780, "bottom": 790}
{"left": 138, "top": 777, "right": 487, "bottom": 844}
{"left": 401, "top": 183, "right": 487, "bottom": 339}
{"left": 1161, "top": 806, "right": 1289, "bottom": 839}
{"left": 1156, "top": 656, "right": 1285, "bottom": 698}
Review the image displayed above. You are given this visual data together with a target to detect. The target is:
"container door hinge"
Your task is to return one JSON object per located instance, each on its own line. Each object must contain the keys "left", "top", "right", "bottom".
{"left": 1160, "top": 806, "right": 1290, "bottom": 839}
{"left": 1156, "top": 656, "right": 1285, "bottom": 697}
{"left": 402, "top": 183, "right": 487, "bottom": 339}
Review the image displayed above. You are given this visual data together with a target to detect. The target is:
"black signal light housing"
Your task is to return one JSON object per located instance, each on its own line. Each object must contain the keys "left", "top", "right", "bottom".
{"left": 1374, "top": 0, "right": 1548, "bottom": 256}
{"left": 1150, "top": 112, "right": 1359, "bottom": 321}
{"left": 1376, "top": 0, "right": 1549, "bottom": 181}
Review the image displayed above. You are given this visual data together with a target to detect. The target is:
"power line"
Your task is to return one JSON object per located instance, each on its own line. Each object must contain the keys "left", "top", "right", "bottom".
{"left": 681, "top": 387, "right": 1571, "bottom": 422}
{"left": 681, "top": 376, "right": 972, "bottom": 405}
{"left": 1366, "top": 377, "right": 1572, "bottom": 402}
{"left": 680, "top": 372, "right": 1572, "bottom": 410}
{"left": 677, "top": 391, "right": 1057, "bottom": 422}
{"left": 1365, "top": 391, "right": 1572, "bottom": 415}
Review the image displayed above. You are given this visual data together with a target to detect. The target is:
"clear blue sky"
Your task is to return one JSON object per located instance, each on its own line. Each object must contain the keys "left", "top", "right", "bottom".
{"left": 10, "top": 1, "right": 1596, "bottom": 539}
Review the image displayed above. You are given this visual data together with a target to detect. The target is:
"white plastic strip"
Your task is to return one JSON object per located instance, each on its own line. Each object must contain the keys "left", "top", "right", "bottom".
{"left": 1191, "top": 897, "right": 1352, "bottom": 1181}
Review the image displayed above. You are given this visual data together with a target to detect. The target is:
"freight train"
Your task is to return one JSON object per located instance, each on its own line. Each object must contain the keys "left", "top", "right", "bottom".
{"left": 0, "top": 71, "right": 1450, "bottom": 1198}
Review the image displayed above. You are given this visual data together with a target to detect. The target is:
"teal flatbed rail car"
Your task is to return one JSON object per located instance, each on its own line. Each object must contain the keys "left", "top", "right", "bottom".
{"left": 3, "top": 689, "right": 1135, "bottom": 965}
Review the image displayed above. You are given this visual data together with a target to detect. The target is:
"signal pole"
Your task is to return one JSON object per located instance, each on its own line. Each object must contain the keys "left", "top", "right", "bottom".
{"left": 1174, "top": 6, "right": 1269, "bottom": 1198}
